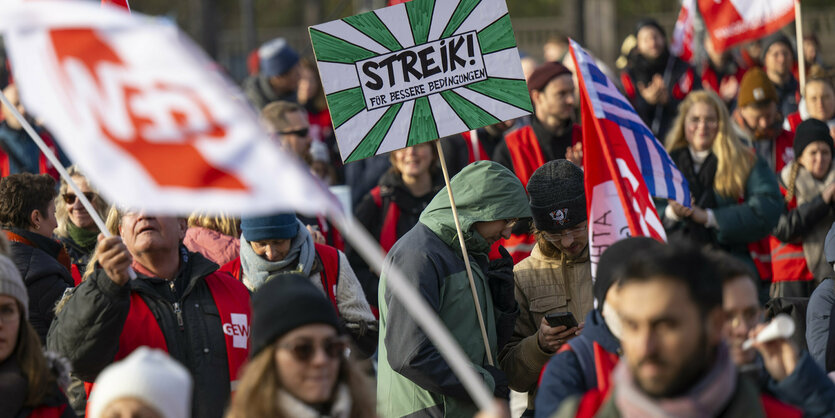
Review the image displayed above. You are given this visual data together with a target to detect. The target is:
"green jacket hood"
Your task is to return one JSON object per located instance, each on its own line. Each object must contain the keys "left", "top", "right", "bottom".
{"left": 419, "top": 161, "right": 531, "bottom": 255}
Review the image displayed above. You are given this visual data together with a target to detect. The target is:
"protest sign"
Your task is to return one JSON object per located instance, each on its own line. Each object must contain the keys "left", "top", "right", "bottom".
{"left": 310, "top": 0, "right": 532, "bottom": 163}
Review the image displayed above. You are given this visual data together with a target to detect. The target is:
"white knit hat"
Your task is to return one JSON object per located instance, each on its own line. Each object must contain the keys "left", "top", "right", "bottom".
{"left": 88, "top": 347, "right": 193, "bottom": 418}
{"left": 0, "top": 254, "right": 27, "bottom": 318}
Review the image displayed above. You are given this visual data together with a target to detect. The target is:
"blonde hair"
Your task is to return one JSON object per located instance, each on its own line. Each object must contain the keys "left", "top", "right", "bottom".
{"left": 187, "top": 212, "right": 239, "bottom": 238}
{"left": 80, "top": 206, "right": 122, "bottom": 282}
{"left": 665, "top": 90, "right": 755, "bottom": 198}
{"left": 225, "top": 343, "right": 376, "bottom": 418}
{"left": 54, "top": 166, "right": 109, "bottom": 238}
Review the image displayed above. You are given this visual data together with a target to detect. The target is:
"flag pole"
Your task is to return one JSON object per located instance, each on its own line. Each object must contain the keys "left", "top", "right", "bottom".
{"left": 331, "top": 212, "right": 497, "bottom": 415}
{"left": 0, "top": 90, "right": 136, "bottom": 279}
{"left": 795, "top": 0, "right": 806, "bottom": 96}
{"left": 434, "top": 139, "right": 494, "bottom": 366}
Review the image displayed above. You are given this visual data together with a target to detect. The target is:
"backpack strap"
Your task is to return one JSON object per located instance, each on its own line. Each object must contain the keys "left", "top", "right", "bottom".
{"left": 564, "top": 336, "right": 596, "bottom": 391}
{"left": 314, "top": 243, "right": 341, "bottom": 316}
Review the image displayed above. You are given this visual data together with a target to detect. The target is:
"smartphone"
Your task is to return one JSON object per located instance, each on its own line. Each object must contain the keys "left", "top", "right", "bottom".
{"left": 545, "top": 312, "right": 578, "bottom": 329}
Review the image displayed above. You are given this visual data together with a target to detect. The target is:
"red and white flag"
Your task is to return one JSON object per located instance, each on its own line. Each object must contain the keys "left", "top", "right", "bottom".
{"left": 699, "top": 0, "right": 795, "bottom": 53}
{"left": 0, "top": 0, "right": 341, "bottom": 217}
{"left": 570, "top": 39, "right": 690, "bottom": 276}
{"left": 671, "top": 0, "right": 696, "bottom": 62}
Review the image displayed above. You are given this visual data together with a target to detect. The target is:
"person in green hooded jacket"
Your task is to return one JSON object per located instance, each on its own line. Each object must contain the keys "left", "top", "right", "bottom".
{"left": 376, "top": 160, "right": 531, "bottom": 418}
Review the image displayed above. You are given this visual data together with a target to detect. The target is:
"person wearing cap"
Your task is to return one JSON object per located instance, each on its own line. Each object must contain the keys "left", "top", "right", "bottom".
{"left": 620, "top": 18, "right": 699, "bottom": 140}
{"left": 770, "top": 119, "right": 835, "bottom": 297}
{"left": 226, "top": 275, "right": 375, "bottom": 418}
{"left": 661, "top": 90, "right": 782, "bottom": 284}
{"left": 534, "top": 237, "right": 664, "bottom": 418}
{"left": 732, "top": 67, "right": 796, "bottom": 174}
{"left": 47, "top": 208, "right": 251, "bottom": 418}
{"left": 87, "top": 347, "right": 192, "bottom": 418}
{"left": 0, "top": 252, "right": 74, "bottom": 417}
{"left": 243, "top": 37, "right": 301, "bottom": 110}
{"left": 492, "top": 61, "right": 581, "bottom": 262}
{"left": 377, "top": 161, "right": 530, "bottom": 417}
{"left": 761, "top": 33, "right": 800, "bottom": 117}
{"left": 234, "top": 213, "right": 377, "bottom": 357}
{"left": 496, "top": 160, "right": 591, "bottom": 416}
{"left": 0, "top": 173, "right": 74, "bottom": 343}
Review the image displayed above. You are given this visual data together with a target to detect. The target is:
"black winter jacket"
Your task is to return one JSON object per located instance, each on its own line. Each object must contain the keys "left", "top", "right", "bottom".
{"left": 7, "top": 229, "right": 74, "bottom": 343}
{"left": 47, "top": 251, "right": 243, "bottom": 418}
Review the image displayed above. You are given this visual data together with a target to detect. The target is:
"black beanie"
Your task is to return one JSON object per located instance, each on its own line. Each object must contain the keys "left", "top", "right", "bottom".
{"left": 527, "top": 160, "right": 585, "bottom": 232}
{"left": 793, "top": 118, "right": 834, "bottom": 159}
{"left": 250, "top": 274, "right": 340, "bottom": 358}
{"left": 595, "top": 237, "right": 664, "bottom": 310}
{"left": 760, "top": 32, "right": 794, "bottom": 63}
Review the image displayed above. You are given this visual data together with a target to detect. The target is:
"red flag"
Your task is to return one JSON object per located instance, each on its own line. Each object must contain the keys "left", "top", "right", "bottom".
{"left": 671, "top": 0, "right": 695, "bottom": 62}
{"left": 699, "top": 0, "right": 794, "bottom": 53}
{"left": 102, "top": 0, "right": 130, "bottom": 12}
{"left": 387, "top": 0, "right": 411, "bottom": 5}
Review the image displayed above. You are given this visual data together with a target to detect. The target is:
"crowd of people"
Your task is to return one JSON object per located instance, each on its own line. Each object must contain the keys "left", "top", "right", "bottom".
{"left": 2, "top": 13, "right": 835, "bottom": 418}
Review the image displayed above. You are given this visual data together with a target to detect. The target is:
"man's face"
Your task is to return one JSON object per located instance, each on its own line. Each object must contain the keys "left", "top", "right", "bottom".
{"left": 268, "top": 63, "right": 302, "bottom": 95}
{"left": 636, "top": 26, "right": 666, "bottom": 60}
{"left": 278, "top": 110, "right": 312, "bottom": 160}
{"left": 740, "top": 102, "right": 779, "bottom": 137}
{"left": 472, "top": 218, "right": 517, "bottom": 247}
{"left": 764, "top": 43, "right": 793, "bottom": 80}
{"left": 532, "top": 74, "right": 575, "bottom": 124}
{"left": 119, "top": 212, "right": 186, "bottom": 257}
{"left": 722, "top": 276, "right": 762, "bottom": 365}
{"left": 541, "top": 221, "right": 588, "bottom": 258}
{"left": 618, "top": 278, "right": 723, "bottom": 398}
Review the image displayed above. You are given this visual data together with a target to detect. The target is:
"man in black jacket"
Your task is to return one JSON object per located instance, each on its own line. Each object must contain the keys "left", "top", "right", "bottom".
{"left": 0, "top": 173, "right": 73, "bottom": 343}
{"left": 47, "top": 209, "right": 251, "bottom": 418}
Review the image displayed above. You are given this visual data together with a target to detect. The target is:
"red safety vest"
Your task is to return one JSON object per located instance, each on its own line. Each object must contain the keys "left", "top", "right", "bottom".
{"left": 773, "top": 129, "right": 795, "bottom": 174}
{"left": 84, "top": 271, "right": 251, "bottom": 412}
{"left": 501, "top": 124, "right": 581, "bottom": 262}
{"left": 700, "top": 63, "right": 746, "bottom": 100}
{"left": 370, "top": 186, "right": 400, "bottom": 253}
{"left": 220, "top": 243, "right": 340, "bottom": 315}
{"left": 770, "top": 186, "right": 815, "bottom": 283}
{"left": 544, "top": 340, "right": 619, "bottom": 394}
{"left": 461, "top": 130, "right": 489, "bottom": 163}
{"left": 785, "top": 112, "right": 803, "bottom": 133}
{"left": 28, "top": 405, "right": 69, "bottom": 418}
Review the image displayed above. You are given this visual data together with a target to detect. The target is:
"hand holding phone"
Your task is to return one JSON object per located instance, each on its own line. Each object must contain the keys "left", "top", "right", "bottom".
{"left": 545, "top": 312, "right": 578, "bottom": 329}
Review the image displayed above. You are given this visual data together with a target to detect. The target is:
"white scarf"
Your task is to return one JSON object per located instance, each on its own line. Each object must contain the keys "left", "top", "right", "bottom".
{"left": 277, "top": 383, "right": 352, "bottom": 418}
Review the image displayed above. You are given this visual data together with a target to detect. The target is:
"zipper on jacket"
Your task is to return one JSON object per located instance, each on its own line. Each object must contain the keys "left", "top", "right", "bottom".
{"left": 173, "top": 302, "right": 184, "bottom": 330}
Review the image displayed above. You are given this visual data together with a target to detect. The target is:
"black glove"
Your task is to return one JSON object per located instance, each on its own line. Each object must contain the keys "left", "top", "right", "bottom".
{"left": 484, "top": 365, "right": 510, "bottom": 399}
{"left": 487, "top": 246, "right": 515, "bottom": 311}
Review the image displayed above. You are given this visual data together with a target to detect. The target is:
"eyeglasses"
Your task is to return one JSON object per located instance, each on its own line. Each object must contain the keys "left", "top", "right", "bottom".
{"left": 504, "top": 218, "right": 519, "bottom": 229}
{"left": 542, "top": 222, "right": 588, "bottom": 241}
{"left": 278, "top": 337, "right": 347, "bottom": 362}
{"left": 279, "top": 127, "right": 310, "bottom": 137}
{"left": 0, "top": 303, "right": 19, "bottom": 324}
{"left": 62, "top": 192, "right": 98, "bottom": 205}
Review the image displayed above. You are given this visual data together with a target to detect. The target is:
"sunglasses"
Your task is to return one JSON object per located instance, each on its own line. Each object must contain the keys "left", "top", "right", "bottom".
{"left": 62, "top": 192, "right": 98, "bottom": 205}
{"left": 278, "top": 337, "right": 347, "bottom": 362}
{"left": 279, "top": 127, "right": 309, "bottom": 137}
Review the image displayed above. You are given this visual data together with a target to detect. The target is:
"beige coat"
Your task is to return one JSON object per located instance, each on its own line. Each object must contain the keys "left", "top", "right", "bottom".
{"left": 497, "top": 243, "right": 593, "bottom": 411}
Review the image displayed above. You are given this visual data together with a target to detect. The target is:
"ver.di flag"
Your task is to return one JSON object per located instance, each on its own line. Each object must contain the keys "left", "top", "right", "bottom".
{"left": 671, "top": 0, "right": 696, "bottom": 63}
{"left": 569, "top": 39, "right": 690, "bottom": 276}
{"left": 310, "top": 0, "right": 532, "bottom": 163}
{"left": 0, "top": 0, "right": 341, "bottom": 217}
{"left": 699, "top": 0, "right": 795, "bottom": 53}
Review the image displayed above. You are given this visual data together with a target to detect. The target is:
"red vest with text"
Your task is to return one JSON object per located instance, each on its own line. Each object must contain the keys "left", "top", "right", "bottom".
{"left": 770, "top": 185, "right": 815, "bottom": 283}
{"left": 84, "top": 271, "right": 251, "bottom": 410}
{"left": 501, "top": 124, "right": 581, "bottom": 262}
{"left": 220, "top": 243, "right": 340, "bottom": 314}
{"left": 774, "top": 129, "right": 795, "bottom": 174}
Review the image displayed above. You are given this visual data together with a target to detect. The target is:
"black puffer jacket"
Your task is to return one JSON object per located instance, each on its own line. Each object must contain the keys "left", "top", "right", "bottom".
{"left": 6, "top": 228, "right": 74, "bottom": 343}
{"left": 47, "top": 251, "right": 247, "bottom": 418}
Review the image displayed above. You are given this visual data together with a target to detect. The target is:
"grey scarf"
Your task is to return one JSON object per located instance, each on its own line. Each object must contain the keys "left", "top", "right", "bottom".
{"left": 240, "top": 220, "right": 315, "bottom": 290}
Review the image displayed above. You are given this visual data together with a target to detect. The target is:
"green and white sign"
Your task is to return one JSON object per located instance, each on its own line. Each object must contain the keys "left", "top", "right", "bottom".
{"left": 309, "top": 0, "right": 532, "bottom": 163}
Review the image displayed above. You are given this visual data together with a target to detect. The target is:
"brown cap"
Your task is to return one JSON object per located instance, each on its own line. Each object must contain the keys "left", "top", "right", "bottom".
{"left": 737, "top": 67, "right": 777, "bottom": 108}
{"left": 528, "top": 61, "right": 572, "bottom": 93}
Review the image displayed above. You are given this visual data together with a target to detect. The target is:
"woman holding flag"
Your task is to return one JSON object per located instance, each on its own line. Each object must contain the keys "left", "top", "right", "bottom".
{"left": 659, "top": 90, "right": 783, "bottom": 281}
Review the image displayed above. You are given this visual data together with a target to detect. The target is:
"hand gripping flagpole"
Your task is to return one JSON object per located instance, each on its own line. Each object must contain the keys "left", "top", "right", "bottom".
{"left": 330, "top": 211, "right": 497, "bottom": 415}
{"left": 434, "top": 139, "right": 494, "bottom": 366}
{"left": 0, "top": 90, "right": 136, "bottom": 279}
